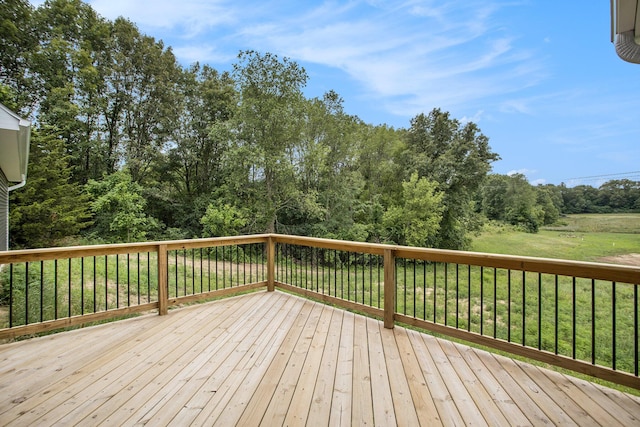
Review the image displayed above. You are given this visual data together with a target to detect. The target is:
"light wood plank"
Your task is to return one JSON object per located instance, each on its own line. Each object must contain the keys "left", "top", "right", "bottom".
{"left": 260, "top": 303, "right": 325, "bottom": 424}
{"left": 28, "top": 292, "right": 253, "bottom": 426}
{"left": 480, "top": 351, "right": 575, "bottom": 425}
{"left": 229, "top": 299, "right": 316, "bottom": 425}
{"left": 438, "top": 339, "right": 511, "bottom": 426}
{"left": 572, "top": 376, "right": 640, "bottom": 423}
{"left": 187, "top": 294, "right": 305, "bottom": 426}
{"left": 282, "top": 305, "right": 334, "bottom": 426}
{"left": 407, "top": 331, "right": 465, "bottom": 425}
{"left": 0, "top": 313, "right": 153, "bottom": 403}
{"left": 423, "top": 334, "right": 488, "bottom": 426}
{"left": 350, "top": 313, "right": 374, "bottom": 426}
{"left": 517, "top": 361, "right": 601, "bottom": 426}
{"left": 543, "top": 370, "right": 627, "bottom": 427}
{"left": 97, "top": 291, "right": 286, "bottom": 426}
{"left": 378, "top": 323, "right": 420, "bottom": 426}
{"left": 329, "top": 311, "right": 355, "bottom": 427}
{"left": 393, "top": 326, "right": 442, "bottom": 426}
{"left": 0, "top": 299, "right": 217, "bottom": 424}
{"left": 1, "top": 290, "right": 640, "bottom": 426}
{"left": 367, "top": 316, "right": 396, "bottom": 426}
{"left": 472, "top": 347, "right": 555, "bottom": 425}
{"left": 457, "top": 344, "right": 532, "bottom": 426}
{"left": 306, "top": 308, "right": 343, "bottom": 426}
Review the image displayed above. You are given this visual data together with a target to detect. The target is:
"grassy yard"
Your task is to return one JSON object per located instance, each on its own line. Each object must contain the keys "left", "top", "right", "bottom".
{"left": 471, "top": 214, "right": 640, "bottom": 263}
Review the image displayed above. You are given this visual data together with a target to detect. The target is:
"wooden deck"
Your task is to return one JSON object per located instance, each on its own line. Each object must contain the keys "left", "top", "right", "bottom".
{"left": 1, "top": 291, "right": 639, "bottom": 426}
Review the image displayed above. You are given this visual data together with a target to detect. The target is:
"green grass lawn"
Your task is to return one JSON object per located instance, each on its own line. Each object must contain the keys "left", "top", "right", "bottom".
{"left": 471, "top": 214, "right": 640, "bottom": 263}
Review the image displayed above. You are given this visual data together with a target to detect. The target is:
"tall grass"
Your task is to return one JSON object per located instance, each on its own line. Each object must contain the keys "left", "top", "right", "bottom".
{"left": 276, "top": 243, "right": 639, "bottom": 376}
{"left": 0, "top": 253, "right": 158, "bottom": 327}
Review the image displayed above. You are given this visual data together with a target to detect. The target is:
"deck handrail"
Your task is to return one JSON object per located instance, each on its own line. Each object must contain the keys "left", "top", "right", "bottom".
{"left": 1, "top": 233, "right": 639, "bottom": 389}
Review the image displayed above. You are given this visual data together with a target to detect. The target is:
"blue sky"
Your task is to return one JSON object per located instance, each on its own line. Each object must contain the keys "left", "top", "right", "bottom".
{"left": 32, "top": 0, "right": 640, "bottom": 186}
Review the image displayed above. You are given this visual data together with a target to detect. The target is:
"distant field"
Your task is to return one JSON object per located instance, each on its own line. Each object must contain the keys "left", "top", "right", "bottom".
{"left": 545, "top": 213, "right": 640, "bottom": 234}
{"left": 471, "top": 214, "right": 640, "bottom": 264}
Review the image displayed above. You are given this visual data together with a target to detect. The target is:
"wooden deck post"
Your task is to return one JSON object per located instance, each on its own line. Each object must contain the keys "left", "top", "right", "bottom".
{"left": 158, "top": 244, "right": 168, "bottom": 315}
{"left": 267, "top": 236, "right": 275, "bottom": 292}
{"left": 384, "top": 248, "right": 395, "bottom": 329}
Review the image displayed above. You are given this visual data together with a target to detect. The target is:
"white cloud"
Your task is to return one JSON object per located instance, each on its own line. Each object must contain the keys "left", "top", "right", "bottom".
{"left": 460, "top": 110, "right": 485, "bottom": 124}
{"left": 87, "top": 0, "right": 235, "bottom": 37}
{"left": 225, "top": 1, "right": 545, "bottom": 117}
{"left": 42, "top": 0, "right": 548, "bottom": 122}
{"left": 171, "top": 45, "right": 235, "bottom": 65}
{"left": 507, "top": 168, "right": 535, "bottom": 177}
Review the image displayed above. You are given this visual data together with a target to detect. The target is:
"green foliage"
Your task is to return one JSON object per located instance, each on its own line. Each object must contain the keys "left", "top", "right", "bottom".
{"left": 200, "top": 203, "right": 248, "bottom": 237}
{"left": 0, "top": 0, "right": 37, "bottom": 112}
{"left": 481, "top": 174, "right": 564, "bottom": 232}
{"left": 382, "top": 173, "right": 444, "bottom": 246}
{"left": 4, "top": 0, "right": 640, "bottom": 251}
{"left": 9, "top": 129, "right": 92, "bottom": 248}
{"left": 404, "top": 109, "right": 499, "bottom": 249}
{"left": 561, "top": 181, "right": 639, "bottom": 214}
{"left": 86, "top": 171, "right": 159, "bottom": 242}
{"left": 231, "top": 50, "right": 309, "bottom": 233}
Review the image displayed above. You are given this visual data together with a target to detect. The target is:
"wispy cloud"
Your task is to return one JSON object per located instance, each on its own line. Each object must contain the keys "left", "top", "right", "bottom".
{"left": 88, "top": 0, "right": 235, "bottom": 37}
{"left": 77, "top": 1, "right": 547, "bottom": 122}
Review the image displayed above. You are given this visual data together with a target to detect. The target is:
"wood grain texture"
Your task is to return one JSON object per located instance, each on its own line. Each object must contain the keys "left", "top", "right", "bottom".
{"left": 1, "top": 290, "right": 639, "bottom": 426}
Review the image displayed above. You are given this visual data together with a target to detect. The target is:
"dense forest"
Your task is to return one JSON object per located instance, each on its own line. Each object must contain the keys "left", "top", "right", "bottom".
{"left": 2, "top": 0, "right": 639, "bottom": 250}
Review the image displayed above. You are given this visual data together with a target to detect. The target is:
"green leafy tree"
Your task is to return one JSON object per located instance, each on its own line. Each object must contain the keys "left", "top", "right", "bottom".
{"left": 200, "top": 203, "right": 248, "bottom": 237}
{"left": 0, "top": 0, "right": 37, "bottom": 112}
{"left": 481, "top": 174, "right": 509, "bottom": 221}
{"left": 159, "top": 63, "right": 237, "bottom": 235}
{"left": 9, "top": 129, "right": 92, "bottom": 248}
{"left": 231, "top": 50, "right": 308, "bottom": 233}
{"left": 86, "top": 171, "right": 159, "bottom": 242}
{"left": 502, "top": 174, "right": 542, "bottom": 232}
{"left": 293, "top": 91, "right": 368, "bottom": 240}
{"left": 536, "top": 184, "right": 562, "bottom": 225}
{"left": 482, "top": 174, "right": 552, "bottom": 231}
{"left": 382, "top": 172, "right": 444, "bottom": 247}
{"left": 598, "top": 179, "right": 640, "bottom": 211}
{"left": 107, "top": 18, "right": 182, "bottom": 184}
{"left": 560, "top": 184, "right": 600, "bottom": 213}
{"left": 30, "top": 0, "right": 111, "bottom": 183}
{"left": 404, "top": 109, "right": 499, "bottom": 249}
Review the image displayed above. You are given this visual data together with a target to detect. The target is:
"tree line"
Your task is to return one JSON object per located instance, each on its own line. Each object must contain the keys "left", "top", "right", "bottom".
{"left": 2, "top": 0, "right": 638, "bottom": 250}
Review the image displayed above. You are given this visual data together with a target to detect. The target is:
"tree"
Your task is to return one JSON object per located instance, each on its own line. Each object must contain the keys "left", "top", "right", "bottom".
{"left": 561, "top": 184, "right": 600, "bottom": 213}
{"left": 481, "top": 174, "right": 508, "bottom": 221}
{"left": 107, "top": 18, "right": 182, "bottom": 184}
{"left": 30, "top": 0, "right": 111, "bottom": 183}
{"left": 0, "top": 0, "right": 37, "bottom": 112}
{"left": 598, "top": 179, "right": 640, "bottom": 211}
{"left": 404, "top": 109, "right": 499, "bottom": 249}
{"left": 481, "top": 174, "right": 558, "bottom": 231}
{"left": 382, "top": 172, "right": 444, "bottom": 246}
{"left": 536, "top": 184, "right": 562, "bottom": 225}
{"left": 158, "top": 63, "right": 237, "bottom": 235}
{"left": 86, "top": 171, "right": 159, "bottom": 242}
{"left": 9, "top": 128, "right": 92, "bottom": 248}
{"left": 502, "top": 174, "right": 542, "bottom": 232}
{"left": 231, "top": 50, "right": 308, "bottom": 233}
{"left": 200, "top": 203, "right": 248, "bottom": 237}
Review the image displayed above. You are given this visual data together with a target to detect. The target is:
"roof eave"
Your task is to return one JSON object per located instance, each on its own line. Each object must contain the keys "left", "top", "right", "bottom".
{"left": 0, "top": 104, "right": 31, "bottom": 184}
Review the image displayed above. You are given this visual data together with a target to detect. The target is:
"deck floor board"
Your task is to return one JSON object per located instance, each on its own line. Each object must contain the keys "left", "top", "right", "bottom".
{"left": 1, "top": 290, "right": 640, "bottom": 426}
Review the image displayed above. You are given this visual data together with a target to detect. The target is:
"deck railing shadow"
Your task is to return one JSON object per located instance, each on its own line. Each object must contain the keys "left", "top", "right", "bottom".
{"left": 1, "top": 234, "right": 639, "bottom": 389}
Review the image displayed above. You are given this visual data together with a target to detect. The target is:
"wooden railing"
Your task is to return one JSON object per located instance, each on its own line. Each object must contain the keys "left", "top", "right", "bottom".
{"left": 0, "top": 235, "right": 270, "bottom": 339}
{"left": 1, "top": 234, "right": 639, "bottom": 389}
